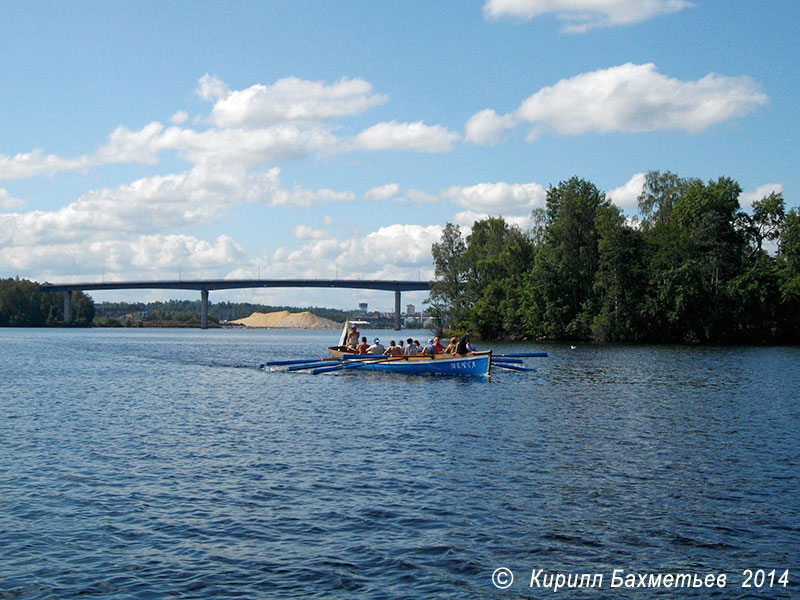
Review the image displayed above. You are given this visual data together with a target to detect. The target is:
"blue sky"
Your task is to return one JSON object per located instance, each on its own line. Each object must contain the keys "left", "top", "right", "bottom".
{"left": 1, "top": 1, "right": 797, "bottom": 310}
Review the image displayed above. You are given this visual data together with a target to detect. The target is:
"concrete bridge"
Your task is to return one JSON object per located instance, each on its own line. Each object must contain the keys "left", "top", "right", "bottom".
{"left": 41, "top": 278, "right": 432, "bottom": 329}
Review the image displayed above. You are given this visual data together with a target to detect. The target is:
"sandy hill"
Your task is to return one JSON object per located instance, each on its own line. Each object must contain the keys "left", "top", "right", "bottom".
{"left": 232, "top": 310, "right": 340, "bottom": 329}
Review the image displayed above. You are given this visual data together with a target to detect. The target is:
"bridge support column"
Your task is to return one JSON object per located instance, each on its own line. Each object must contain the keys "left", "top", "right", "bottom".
{"left": 200, "top": 289, "right": 208, "bottom": 329}
{"left": 394, "top": 290, "right": 401, "bottom": 330}
{"left": 63, "top": 290, "right": 72, "bottom": 326}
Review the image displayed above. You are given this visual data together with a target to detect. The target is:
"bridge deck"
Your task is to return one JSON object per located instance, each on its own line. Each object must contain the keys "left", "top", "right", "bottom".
{"left": 41, "top": 278, "right": 431, "bottom": 292}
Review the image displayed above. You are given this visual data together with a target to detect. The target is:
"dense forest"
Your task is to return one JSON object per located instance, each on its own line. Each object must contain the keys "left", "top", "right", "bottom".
{"left": 428, "top": 171, "right": 799, "bottom": 344}
{"left": 0, "top": 278, "right": 95, "bottom": 326}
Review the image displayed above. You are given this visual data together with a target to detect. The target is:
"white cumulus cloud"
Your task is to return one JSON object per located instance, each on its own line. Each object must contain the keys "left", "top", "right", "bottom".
{"left": 465, "top": 109, "right": 518, "bottom": 144}
{"left": 364, "top": 183, "right": 401, "bottom": 201}
{"left": 196, "top": 74, "right": 231, "bottom": 101}
{"left": 0, "top": 188, "right": 25, "bottom": 209}
{"left": 0, "top": 149, "right": 91, "bottom": 180}
{"left": 466, "top": 63, "right": 768, "bottom": 144}
{"left": 170, "top": 110, "right": 189, "bottom": 124}
{"left": 268, "top": 223, "right": 442, "bottom": 281}
{"left": 206, "top": 76, "right": 387, "bottom": 128}
{"left": 355, "top": 121, "right": 459, "bottom": 153}
{"left": 0, "top": 233, "right": 246, "bottom": 281}
{"left": 740, "top": 183, "right": 783, "bottom": 210}
{"left": 0, "top": 165, "right": 354, "bottom": 250}
{"left": 0, "top": 74, "right": 457, "bottom": 183}
{"left": 293, "top": 225, "right": 335, "bottom": 240}
{"left": 484, "top": 0, "right": 692, "bottom": 32}
{"left": 607, "top": 172, "right": 647, "bottom": 214}
{"left": 443, "top": 181, "right": 546, "bottom": 213}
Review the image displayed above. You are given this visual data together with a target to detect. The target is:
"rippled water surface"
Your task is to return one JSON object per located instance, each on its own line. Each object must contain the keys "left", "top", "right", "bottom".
{"left": 1, "top": 328, "right": 798, "bottom": 598}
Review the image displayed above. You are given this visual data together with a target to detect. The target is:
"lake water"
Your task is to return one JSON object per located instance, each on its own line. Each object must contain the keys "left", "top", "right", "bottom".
{"left": 1, "top": 328, "right": 798, "bottom": 598}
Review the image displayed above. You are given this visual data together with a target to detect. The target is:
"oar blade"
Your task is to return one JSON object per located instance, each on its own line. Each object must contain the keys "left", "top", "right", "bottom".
{"left": 492, "top": 362, "right": 536, "bottom": 372}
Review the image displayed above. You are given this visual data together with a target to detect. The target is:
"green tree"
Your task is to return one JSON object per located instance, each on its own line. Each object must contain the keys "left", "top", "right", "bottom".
{"left": 428, "top": 222, "right": 468, "bottom": 331}
{"left": 524, "top": 177, "right": 606, "bottom": 339}
{"left": 777, "top": 208, "right": 800, "bottom": 339}
{"left": 460, "top": 217, "right": 533, "bottom": 340}
{"left": 592, "top": 203, "right": 648, "bottom": 341}
{"left": 737, "top": 192, "right": 786, "bottom": 258}
{"left": 638, "top": 173, "right": 746, "bottom": 342}
{"left": 428, "top": 218, "right": 534, "bottom": 340}
{"left": 71, "top": 291, "right": 96, "bottom": 326}
{"left": 638, "top": 170, "right": 692, "bottom": 228}
{"left": 0, "top": 278, "right": 44, "bottom": 326}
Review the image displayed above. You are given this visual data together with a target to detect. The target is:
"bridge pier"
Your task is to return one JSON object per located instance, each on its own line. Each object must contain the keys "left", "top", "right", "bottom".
{"left": 394, "top": 290, "right": 401, "bottom": 330}
{"left": 63, "top": 291, "right": 72, "bottom": 326}
{"left": 200, "top": 289, "right": 208, "bottom": 329}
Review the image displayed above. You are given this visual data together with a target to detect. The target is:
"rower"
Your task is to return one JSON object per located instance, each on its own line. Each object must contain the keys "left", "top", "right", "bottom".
{"left": 346, "top": 325, "right": 360, "bottom": 350}
{"left": 455, "top": 331, "right": 472, "bottom": 355}
{"left": 367, "top": 337, "right": 385, "bottom": 354}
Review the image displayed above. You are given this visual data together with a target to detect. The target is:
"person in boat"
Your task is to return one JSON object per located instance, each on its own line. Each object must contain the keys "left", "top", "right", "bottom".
{"left": 455, "top": 331, "right": 473, "bottom": 355}
{"left": 397, "top": 340, "right": 405, "bottom": 353}
{"left": 404, "top": 337, "right": 418, "bottom": 356}
{"left": 444, "top": 337, "right": 458, "bottom": 354}
{"left": 414, "top": 340, "right": 422, "bottom": 354}
{"left": 384, "top": 340, "right": 404, "bottom": 356}
{"left": 346, "top": 325, "right": 360, "bottom": 350}
{"left": 356, "top": 336, "right": 369, "bottom": 354}
{"left": 422, "top": 338, "right": 435, "bottom": 355}
{"left": 432, "top": 336, "right": 445, "bottom": 354}
{"left": 367, "top": 337, "right": 385, "bottom": 355}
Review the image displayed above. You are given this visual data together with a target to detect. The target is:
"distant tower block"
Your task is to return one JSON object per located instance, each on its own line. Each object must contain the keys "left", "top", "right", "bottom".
{"left": 358, "top": 302, "right": 368, "bottom": 313}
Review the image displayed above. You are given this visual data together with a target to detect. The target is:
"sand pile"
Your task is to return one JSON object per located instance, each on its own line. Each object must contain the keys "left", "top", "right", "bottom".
{"left": 233, "top": 310, "right": 340, "bottom": 329}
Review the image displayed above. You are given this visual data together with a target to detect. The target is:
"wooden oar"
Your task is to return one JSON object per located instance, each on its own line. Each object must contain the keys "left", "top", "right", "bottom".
{"left": 311, "top": 355, "right": 406, "bottom": 375}
{"left": 498, "top": 352, "right": 548, "bottom": 358}
{"left": 492, "top": 362, "right": 536, "bottom": 372}
{"left": 492, "top": 357, "right": 524, "bottom": 364}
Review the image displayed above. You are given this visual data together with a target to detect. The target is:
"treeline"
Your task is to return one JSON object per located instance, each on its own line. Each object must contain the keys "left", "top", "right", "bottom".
{"left": 0, "top": 278, "right": 95, "bottom": 326}
{"left": 428, "top": 172, "right": 800, "bottom": 344}
{"left": 138, "top": 300, "right": 352, "bottom": 324}
{"left": 94, "top": 300, "right": 355, "bottom": 326}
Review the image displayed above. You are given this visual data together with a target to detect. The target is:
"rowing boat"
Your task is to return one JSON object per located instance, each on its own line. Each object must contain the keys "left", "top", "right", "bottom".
{"left": 260, "top": 320, "right": 545, "bottom": 376}
{"left": 348, "top": 352, "right": 491, "bottom": 375}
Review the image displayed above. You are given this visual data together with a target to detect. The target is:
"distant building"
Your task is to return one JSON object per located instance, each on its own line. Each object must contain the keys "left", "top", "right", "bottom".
{"left": 358, "top": 302, "right": 368, "bottom": 313}
{"left": 406, "top": 304, "right": 415, "bottom": 315}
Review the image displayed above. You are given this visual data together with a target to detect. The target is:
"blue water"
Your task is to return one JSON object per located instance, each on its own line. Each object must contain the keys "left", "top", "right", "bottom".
{"left": 1, "top": 328, "right": 798, "bottom": 598}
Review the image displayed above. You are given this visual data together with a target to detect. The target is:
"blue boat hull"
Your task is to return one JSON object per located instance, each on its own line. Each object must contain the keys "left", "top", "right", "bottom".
{"left": 355, "top": 354, "right": 491, "bottom": 376}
